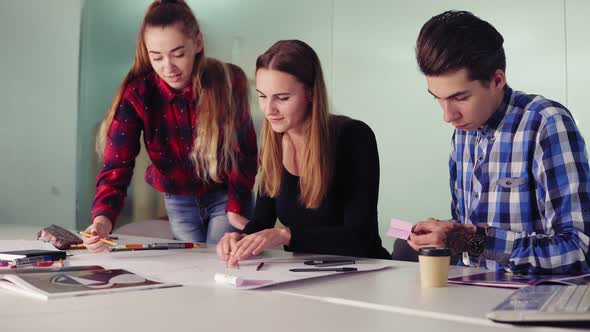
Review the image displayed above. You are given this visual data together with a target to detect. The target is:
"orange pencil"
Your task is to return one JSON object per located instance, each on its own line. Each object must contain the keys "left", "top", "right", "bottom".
{"left": 79, "top": 231, "right": 117, "bottom": 246}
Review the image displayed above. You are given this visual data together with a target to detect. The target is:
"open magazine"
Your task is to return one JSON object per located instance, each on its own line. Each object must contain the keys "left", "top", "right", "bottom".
{"left": 0, "top": 265, "right": 180, "bottom": 300}
{"left": 448, "top": 270, "right": 590, "bottom": 289}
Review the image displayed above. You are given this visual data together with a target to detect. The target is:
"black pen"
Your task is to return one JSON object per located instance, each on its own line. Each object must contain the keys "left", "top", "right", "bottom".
{"left": 315, "top": 261, "right": 356, "bottom": 267}
{"left": 304, "top": 259, "right": 355, "bottom": 266}
{"left": 289, "top": 267, "right": 358, "bottom": 272}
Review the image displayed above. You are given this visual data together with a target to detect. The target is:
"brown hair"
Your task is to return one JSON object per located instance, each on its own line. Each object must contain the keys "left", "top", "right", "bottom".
{"left": 256, "top": 40, "right": 332, "bottom": 209}
{"left": 416, "top": 10, "right": 506, "bottom": 83}
{"left": 96, "top": 0, "right": 245, "bottom": 183}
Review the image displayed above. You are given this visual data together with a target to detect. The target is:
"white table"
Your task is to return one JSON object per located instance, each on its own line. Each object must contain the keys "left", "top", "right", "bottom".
{"left": 0, "top": 224, "right": 580, "bottom": 332}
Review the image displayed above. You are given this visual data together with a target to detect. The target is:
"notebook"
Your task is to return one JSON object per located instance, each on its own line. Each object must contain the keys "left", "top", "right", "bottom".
{"left": 487, "top": 285, "right": 590, "bottom": 323}
{"left": 0, "top": 265, "right": 179, "bottom": 300}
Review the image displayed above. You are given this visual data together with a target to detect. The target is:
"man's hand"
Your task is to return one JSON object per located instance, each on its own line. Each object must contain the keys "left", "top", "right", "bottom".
{"left": 408, "top": 218, "right": 475, "bottom": 254}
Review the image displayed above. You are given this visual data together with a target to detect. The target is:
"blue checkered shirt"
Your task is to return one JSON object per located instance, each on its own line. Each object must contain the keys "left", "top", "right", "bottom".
{"left": 450, "top": 86, "right": 590, "bottom": 274}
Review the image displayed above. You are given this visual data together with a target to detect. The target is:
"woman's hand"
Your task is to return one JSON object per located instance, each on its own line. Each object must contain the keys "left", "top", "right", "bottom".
{"left": 216, "top": 232, "right": 245, "bottom": 261}
{"left": 227, "top": 212, "right": 249, "bottom": 231}
{"left": 83, "top": 216, "right": 113, "bottom": 253}
{"left": 226, "top": 227, "right": 291, "bottom": 266}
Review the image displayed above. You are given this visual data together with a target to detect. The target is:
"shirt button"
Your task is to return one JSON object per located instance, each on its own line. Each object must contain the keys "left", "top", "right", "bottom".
{"left": 478, "top": 155, "right": 483, "bottom": 161}
{"left": 474, "top": 192, "right": 479, "bottom": 198}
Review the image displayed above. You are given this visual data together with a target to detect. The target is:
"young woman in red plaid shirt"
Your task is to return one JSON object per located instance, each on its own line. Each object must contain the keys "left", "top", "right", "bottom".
{"left": 83, "top": 0, "right": 257, "bottom": 251}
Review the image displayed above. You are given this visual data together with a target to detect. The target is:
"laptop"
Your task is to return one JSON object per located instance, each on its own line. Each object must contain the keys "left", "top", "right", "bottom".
{"left": 487, "top": 285, "right": 590, "bottom": 323}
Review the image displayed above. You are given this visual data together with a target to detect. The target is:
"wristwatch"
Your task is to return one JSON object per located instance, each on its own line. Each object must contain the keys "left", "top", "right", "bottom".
{"left": 466, "top": 225, "right": 488, "bottom": 257}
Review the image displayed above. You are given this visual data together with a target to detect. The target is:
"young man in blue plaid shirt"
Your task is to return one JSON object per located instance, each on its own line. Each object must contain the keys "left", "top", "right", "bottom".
{"left": 408, "top": 10, "right": 590, "bottom": 274}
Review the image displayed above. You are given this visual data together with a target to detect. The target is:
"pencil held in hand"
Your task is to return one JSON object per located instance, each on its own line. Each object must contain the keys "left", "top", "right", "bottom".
{"left": 79, "top": 231, "right": 117, "bottom": 246}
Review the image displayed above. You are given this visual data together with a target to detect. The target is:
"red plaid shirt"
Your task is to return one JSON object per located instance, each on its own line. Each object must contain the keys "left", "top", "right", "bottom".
{"left": 91, "top": 70, "right": 258, "bottom": 225}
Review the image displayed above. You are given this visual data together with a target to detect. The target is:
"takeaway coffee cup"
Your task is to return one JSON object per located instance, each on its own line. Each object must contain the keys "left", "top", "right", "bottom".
{"left": 418, "top": 247, "right": 451, "bottom": 288}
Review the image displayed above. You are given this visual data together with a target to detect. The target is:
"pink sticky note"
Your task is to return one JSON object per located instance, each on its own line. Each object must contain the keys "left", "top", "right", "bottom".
{"left": 386, "top": 218, "right": 414, "bottom": 240}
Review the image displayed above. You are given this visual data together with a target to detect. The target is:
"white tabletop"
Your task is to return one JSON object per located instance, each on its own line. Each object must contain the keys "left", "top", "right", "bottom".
{"left": 0, "top": 224, "right": 580, "bottom": 332}
{"left": 270, "top": 260, "right": 514, "bottom": 320}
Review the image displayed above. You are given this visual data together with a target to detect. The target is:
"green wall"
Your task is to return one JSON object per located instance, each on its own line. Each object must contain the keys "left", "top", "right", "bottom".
{"left": 0, "top": 0, "right": 82, "bottom": 229}
{"left": 77, "top": 0, "right": 153, "bottom": 230}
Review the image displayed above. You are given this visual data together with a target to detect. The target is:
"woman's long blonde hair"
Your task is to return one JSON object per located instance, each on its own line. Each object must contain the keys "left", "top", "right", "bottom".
{"left": 256, "top": 40, "right": 333, "bottom": 209}
{"left": 96, "top": 0, "right": 245, "bottom": 183}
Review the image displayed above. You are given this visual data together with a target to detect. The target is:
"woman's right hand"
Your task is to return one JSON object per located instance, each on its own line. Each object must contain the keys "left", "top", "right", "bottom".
{"left": 83, "top": 216, "right": 113, "bottom": 253}
{"left": 216, "top": 232, "right": 244, "bottom": 261}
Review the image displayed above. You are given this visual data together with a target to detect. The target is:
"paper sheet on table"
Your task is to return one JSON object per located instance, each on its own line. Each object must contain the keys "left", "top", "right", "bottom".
{"left": 385, "top": 218, "right": 414, "bottom": 240}
{"left": 0, "top": 240, "right": 58, "bottom": 252}
{"left": 217, "top": 258, "right": 391, "bottom": 289}
{"left": 68, "top": 250, "right": 391, "bottom": 290}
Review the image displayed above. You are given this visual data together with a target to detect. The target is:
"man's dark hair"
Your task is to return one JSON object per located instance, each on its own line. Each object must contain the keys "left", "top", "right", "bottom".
{"left": 416, "top": 10, "right": 506, "bottom": 83}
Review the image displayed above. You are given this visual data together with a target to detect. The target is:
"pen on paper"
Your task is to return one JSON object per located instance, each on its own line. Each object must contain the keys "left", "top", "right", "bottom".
{"left": 256, "top": 262, "right": 264, "bottom": 271}
{"left": 150, "top": 242, "right": 200, "bottom": 249}
{"left": 110, "top": 247, "right": 168, "bottom": 252}
{"left": 313, "top": 261, "right": 356, "bottom": 267}
{"left": 79, "top": 231, "right": 117, "bottom": 246}
{"left": 289, "top": 267, "right": 358, "bottom": 272}
{"left": 122, "top": 243, "right": 200, "bottom": 249}
{"left": 304, "top": 259, "right": 356, "bottom": 266}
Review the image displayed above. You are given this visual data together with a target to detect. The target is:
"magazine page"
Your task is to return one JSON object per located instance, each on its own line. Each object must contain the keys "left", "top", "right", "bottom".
{"left": 0, "top": 266, "right": 179, "bottom": 300}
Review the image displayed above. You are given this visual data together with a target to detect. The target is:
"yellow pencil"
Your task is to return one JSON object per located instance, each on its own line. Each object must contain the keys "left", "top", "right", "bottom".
{"left": 79, "top": 231, "right": 117, "bottom": 246}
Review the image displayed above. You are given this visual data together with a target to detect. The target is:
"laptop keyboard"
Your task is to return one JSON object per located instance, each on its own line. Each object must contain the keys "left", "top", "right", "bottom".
{"left": 542, "top": 286, "right": 590, "bottom": 312}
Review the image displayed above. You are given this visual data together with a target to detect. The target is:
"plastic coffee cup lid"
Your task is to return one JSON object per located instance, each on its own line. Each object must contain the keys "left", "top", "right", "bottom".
{"left": 418, "top": 247, "right": 451, "bottom": 256}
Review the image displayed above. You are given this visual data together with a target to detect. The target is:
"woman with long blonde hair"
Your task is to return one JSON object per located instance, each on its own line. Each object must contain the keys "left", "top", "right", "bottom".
{"left": 217, "top": 40, "right": 390, "bottom": 264}
{"left": 84, "top": 0, "right": 257, "bottom": 251}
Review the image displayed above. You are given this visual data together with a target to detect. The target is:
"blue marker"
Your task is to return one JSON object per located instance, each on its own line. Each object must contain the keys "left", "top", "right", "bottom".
{"left": 11, "top": 255, "right": 52, "bottom": 267}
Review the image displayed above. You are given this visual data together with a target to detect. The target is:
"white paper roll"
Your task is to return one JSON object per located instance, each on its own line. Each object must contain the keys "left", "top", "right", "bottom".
{"left": 214, "top": 273, "right": 243, "bottom": 287}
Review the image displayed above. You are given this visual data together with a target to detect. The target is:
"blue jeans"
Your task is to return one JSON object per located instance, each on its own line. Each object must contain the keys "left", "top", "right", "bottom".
{"left": 164, "top": 188, "right": 236, "bottom": 244}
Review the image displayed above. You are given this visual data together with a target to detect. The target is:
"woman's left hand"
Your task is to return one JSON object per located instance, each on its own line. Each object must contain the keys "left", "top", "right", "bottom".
{"left": 227, "top": 211, "right": 249, "bottom": 231}
{"left": 227, "top": 227, "right": 291, "bottom": 266}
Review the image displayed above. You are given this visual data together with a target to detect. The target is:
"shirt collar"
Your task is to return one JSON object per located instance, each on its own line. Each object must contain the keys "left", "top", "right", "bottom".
{"left": 482, "top": 85, "right": 513, "bottom": 134}
{"left": 153, "top": 72, "right": 195, "bottom": 104}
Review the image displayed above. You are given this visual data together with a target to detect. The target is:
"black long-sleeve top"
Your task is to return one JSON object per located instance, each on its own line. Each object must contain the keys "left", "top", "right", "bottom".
{"left": 244, "top": 119, "right": 390, "bottom": 259}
